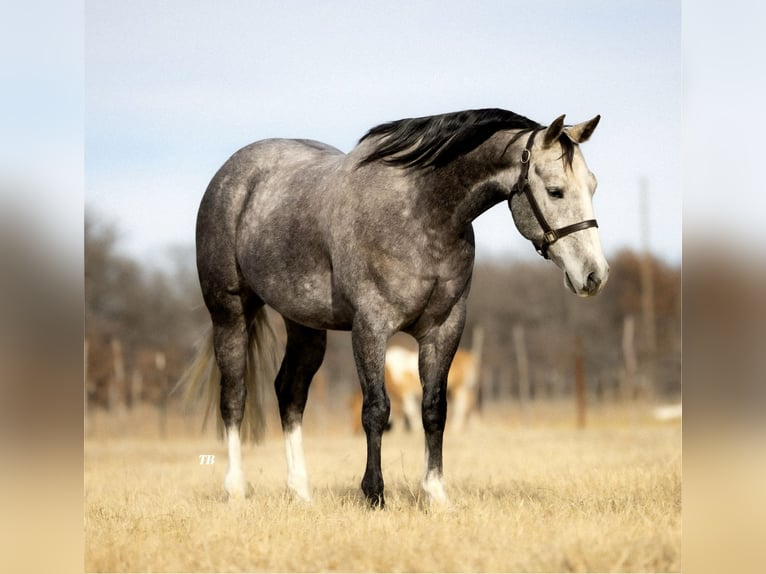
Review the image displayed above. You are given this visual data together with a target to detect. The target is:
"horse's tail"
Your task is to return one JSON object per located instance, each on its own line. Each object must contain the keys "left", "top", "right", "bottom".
{"left": 176, "top": 307, "right": 281, "bottom": 443}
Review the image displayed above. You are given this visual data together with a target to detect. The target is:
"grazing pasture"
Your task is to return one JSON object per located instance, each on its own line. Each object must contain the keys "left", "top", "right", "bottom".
{"left": 84, "top": 402, "right": 680, "bottom": 572}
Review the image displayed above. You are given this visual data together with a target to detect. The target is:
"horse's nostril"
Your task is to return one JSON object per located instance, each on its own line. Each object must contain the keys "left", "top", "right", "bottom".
{"left": 586, "top": 272, "right": 601, "bottom": 293}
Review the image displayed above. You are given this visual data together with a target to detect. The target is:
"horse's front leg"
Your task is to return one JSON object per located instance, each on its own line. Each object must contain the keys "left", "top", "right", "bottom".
{"left": 416, "top": 299, "right": 466, "bottom": 508}
{"left": 352, "top": 316, "right": 392, "bottom": 508}
{"left": 274, "top": 319, "right": 327, "bottom": 503}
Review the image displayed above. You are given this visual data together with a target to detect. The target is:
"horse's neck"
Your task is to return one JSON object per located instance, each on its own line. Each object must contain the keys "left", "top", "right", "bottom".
{"left": 425, "top": 132, "right": 525, "bottom": 229}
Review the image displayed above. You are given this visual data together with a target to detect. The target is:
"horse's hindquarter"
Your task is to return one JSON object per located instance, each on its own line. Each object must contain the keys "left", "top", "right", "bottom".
{"left": 233, "top": 140, "right": 346, "bottom": 328}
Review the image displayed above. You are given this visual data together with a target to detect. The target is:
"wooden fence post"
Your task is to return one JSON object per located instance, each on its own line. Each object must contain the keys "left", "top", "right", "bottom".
{"left": 156, "top": 351, "right": 167, "bottom": 438}
{"left": 130, "top": 369, "right": 143, "bottom": 409}
{"left": 472, "top": 325, "right": 485, "bottom": 413}
{"left": 640, "top": 179, "right": 657, "bottom": 402}
{"left": 574, "top": 335, "right": 586, "bottom": 429}
{"left": 513, "top": 324, "right": 530, "bottom": 424}
{"left": 84, "top": 338, "right": 89, "bottom": 436}
{"left": 110, "top": 338, "right": 126, "bottom": 413}
{"left": 622, "top": 315, "right": 638, "bottom": 400}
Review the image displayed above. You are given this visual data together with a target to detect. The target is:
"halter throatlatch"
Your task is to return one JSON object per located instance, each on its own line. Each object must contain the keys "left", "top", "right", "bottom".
{"left": 508, "top": 130, "right": 598, "bottom": 260}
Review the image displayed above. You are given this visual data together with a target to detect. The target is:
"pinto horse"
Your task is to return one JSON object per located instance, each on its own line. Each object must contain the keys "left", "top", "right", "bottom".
{"left": 181, "top": 108, "right": 608, "bottom": 508}
{"left": 351, "top": 327, "right": 484, "bottom": 435}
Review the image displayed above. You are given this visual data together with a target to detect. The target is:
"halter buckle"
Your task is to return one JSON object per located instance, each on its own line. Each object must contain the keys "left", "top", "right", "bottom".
{"left": 520, "top": 149, "right": 531, "bottom": 164}
{"left": 543, "top": 230, "right": 558, "bottom": 244}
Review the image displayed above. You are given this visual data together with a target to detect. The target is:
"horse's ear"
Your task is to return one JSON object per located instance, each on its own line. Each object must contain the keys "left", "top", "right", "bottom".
{"left": 566, "top": 115, "right": 601, "bottom": 143}
{"left": 543, "top": 115, "right": 566, "bottom": 148}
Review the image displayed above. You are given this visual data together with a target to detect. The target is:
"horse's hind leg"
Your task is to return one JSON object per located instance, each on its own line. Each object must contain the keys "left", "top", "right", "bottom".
{"left": 274, "top": 319, "right": 327, "bottom": 503}
{"left": 209, "top": 297, "right": 253, "bottom": 499}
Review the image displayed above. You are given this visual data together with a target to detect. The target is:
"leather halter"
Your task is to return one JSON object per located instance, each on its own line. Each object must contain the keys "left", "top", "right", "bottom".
{"left": 508, "top": 130, "right": 598, "bottom": 259}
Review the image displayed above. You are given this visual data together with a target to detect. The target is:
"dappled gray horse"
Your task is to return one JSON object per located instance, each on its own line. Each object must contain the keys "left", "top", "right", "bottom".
{"left": 183, "top": 108, "right": 608, "bottom": 508}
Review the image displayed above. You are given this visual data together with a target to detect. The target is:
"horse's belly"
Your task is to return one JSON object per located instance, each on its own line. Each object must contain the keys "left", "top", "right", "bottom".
{"left": 237, "top": 244, "right": 352, "bottom": 331}
{"left": 261, "top": 274, "right": 353, "bottom": 331}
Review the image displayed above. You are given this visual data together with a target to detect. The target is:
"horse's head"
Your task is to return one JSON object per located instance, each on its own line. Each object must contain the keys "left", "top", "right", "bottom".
{"left": 508, "top": 115, "right": 608, "bottom": 297}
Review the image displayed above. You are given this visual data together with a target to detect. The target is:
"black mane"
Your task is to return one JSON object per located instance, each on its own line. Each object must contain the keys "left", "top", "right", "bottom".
{"left": 358, "top": 108, "right": 542, "bottom": 169}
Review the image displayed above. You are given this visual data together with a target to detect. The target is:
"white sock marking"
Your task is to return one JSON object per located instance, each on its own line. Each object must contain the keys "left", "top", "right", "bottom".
{"left": 284, "top": 425, "right": 312, "bottom": 503}
{"left": 421, "top": 445, "right": 451, "bottom": 507}
{"left": 224, "top": 426, "right": 247, "bottom": 499}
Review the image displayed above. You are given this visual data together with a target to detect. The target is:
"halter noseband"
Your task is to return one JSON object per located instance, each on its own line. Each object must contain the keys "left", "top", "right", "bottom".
{"left": 508, "top": 130, "right": 598, "bottom": 260}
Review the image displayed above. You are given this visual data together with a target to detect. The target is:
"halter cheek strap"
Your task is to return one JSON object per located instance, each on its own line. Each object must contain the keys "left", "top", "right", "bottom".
{"left": 508, "top": 130, "right": 598, "bottom": 260}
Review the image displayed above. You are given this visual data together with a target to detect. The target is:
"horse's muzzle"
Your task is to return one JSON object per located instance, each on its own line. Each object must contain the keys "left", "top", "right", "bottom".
{"left": 565, "top": 265, "right": 608, "bottom": 297}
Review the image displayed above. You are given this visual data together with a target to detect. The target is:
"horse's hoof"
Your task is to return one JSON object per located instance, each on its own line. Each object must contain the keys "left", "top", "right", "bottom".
{"left": 361, "top": 474, "right": 385, "bottom": 509}
{"left": 364, "top": 492, "right": 385, "bottom": 509}
{"left": 224, "top": 470, "right": 249, "bottom": 500}
{"left": 426, "top": 496, "right": 455, "bottom": 513}
{"left": 421, "top": 473, "right": 452, "bottom": 511}
{"left": 287, "top": 483, "right": 313, "bottom": 505}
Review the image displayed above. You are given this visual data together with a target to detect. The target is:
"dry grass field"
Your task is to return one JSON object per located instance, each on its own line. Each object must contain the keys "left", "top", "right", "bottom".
{"left": 84, "top": 401, "right": 681, "bottom": 573}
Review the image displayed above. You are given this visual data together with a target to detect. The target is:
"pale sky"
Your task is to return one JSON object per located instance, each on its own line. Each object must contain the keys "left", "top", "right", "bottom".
{"left": 85, "top": 0, "right": 681, "bottom": 265}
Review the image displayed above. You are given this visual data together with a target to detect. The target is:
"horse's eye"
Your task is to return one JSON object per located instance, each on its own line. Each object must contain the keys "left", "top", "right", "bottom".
{"left": 546, "top": 187, "right": 564, "bottom": 199}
